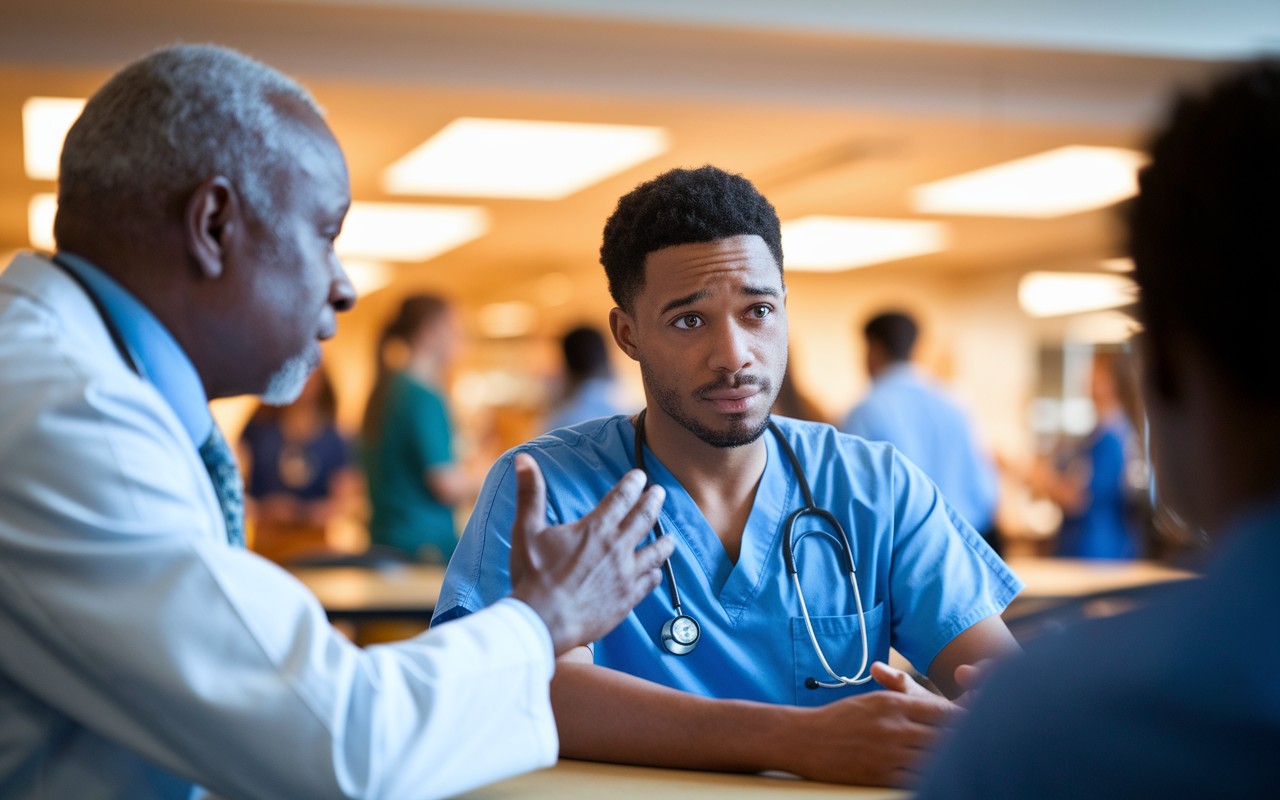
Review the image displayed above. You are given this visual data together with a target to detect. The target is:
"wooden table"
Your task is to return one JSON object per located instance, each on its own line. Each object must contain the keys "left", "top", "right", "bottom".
{"left": 290, "top": 557, "right": 1197, "bottom": 623}
{"left": 1006, "top": 557, "right": 1197, "bottom": 599}
{"left": 290, "top": 565, "right": 445, "bottom": 621}
{"left": 451, "top": 760, "right": 906, "bottom": 799}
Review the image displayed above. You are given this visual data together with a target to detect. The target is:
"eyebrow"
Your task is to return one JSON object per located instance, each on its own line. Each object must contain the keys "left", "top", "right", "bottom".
{"left": 658, "top": 285, "right": 780, "bottom": 316}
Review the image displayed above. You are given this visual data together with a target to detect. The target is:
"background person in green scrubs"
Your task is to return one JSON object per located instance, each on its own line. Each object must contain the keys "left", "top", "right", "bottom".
{"left": 362, "top": 295, "right": 468, "bottom": 563}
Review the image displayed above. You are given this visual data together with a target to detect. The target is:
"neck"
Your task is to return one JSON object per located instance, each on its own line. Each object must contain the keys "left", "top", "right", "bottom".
{"left": 639, "top": 401, "right": 768, "bottom": 563}
{"left": 406, "top": 353, "right": 445, "bottom": 387}
{"left": 60, "top": 233, "right": 224, "bottom": 397}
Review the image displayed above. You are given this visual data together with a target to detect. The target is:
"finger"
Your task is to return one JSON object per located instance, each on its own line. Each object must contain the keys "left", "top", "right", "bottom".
{"left": 633, "top": 528, "right": 676, "bottom": 574}
{"left": 511, "top": 454, "right": 549, "bottom": 547}
{"left": 954, "top": 658, "right": 995, "bottom": 691}
{"left": 615, "top": 484, "right": 667, "bottom": 551}
{"left": 583, "top": 469, "right": 648, "bottom": 532}
{"left": 871, "top": 661, "right": 932, "bottom": 696}
{"left": 900, "top": 694, "right": 964, "bottom": 728}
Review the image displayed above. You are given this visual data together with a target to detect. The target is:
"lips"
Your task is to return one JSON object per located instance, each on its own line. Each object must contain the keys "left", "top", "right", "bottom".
{"left": 699, "top": 382, "right": 762, "bottom": 414}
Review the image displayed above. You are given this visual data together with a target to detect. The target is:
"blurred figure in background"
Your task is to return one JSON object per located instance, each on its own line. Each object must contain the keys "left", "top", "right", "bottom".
{"left": 239, "top": 368, "right": 358, "bottom": 562}
{"left": 362, "top": 295, "right": 468, "bottom": 564}
{"left": 1028, "top": 351, "right": 1141, "bottom": 559}
{"left": 545, "top": 325, "right": 624, "bottom": 431}
{"left": 842, "top": 311, "right": 999, "bottom": 546}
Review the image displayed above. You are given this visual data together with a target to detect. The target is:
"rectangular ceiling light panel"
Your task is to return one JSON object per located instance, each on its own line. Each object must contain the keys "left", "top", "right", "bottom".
{"left": 24, "top": 97, "right": 86, "bottom": 180}
{"left": 335, "top": 202, "right": 489, "bottom": 262}
{"left": 781, "top": 216, "right": 949, "bottom": 272}
{"left": 383, "top": 117, "right": 669, "bottom": 200}
{"left": 29, "top": 194, "right": 58, "bottom": 251}
{"left": 912, "top": 146, "right": 1148, "bottom": 218}
{"left": 1018, "top": 271, "right": 1137, "bottom": 318}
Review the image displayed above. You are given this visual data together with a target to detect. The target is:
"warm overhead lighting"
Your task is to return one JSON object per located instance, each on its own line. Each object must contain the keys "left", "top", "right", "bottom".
{"left": 1066, "top": 311, "right": 1142, "bottom": 344}
{"left": 1018, "top": 271, "right": 1137, "bottom": 318}
{"left": 537, "top": 272, "right": 573, "bottom": 306}
{"left": 781, "top": 216, "right": 948, "bottom": 272}
{"left": 479, "top": 301, "right": 536, "bottom": 338}
{"left": 382, "top": 117, "right": 669, "bottom": 200}
{"left": 341, "top": 260, "right": 394, "bottom": 297}
{"left": 1100, "top": 257, "right": 1134, "bottom": 272}
{"left": 23, "top": 97, "right": 86, "bottom": 180}
{"left": 335, "top": 202, "right": 488, "bottom": 262}
{"left": 912, "top": 146, "right": 1148, "bottom": 218}
{"left": 28, "top": 194, "right": 58, "bottom": 251}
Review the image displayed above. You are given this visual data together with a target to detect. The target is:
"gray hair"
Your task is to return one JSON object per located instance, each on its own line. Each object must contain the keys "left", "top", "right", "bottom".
{"left": 57, "top": 44, "right": 323, "bottom": 236}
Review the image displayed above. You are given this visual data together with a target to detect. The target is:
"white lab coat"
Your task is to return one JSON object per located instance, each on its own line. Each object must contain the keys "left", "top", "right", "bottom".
{"left": 0, "top": 253, "right": 558, "bottom": 800}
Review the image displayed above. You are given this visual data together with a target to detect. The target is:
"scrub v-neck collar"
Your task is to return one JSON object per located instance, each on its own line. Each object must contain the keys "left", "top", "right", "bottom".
{"left": 631, "top": 421, "right": 799, "bottom": 625}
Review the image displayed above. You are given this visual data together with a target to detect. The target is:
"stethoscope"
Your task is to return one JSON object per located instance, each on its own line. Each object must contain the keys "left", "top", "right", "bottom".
{"left": 633, "top": 409, "right": 874, "bottom": 689}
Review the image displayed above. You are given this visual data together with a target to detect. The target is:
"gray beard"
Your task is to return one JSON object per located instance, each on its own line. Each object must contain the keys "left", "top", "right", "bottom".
{"left": 259, "top": 348, "right": 318, "bottom": 406}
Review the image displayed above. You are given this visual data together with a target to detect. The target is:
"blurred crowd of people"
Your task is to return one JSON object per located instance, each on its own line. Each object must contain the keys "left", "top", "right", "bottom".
{"left": 237, "top": 296, "right": 1163, "bottom": 567}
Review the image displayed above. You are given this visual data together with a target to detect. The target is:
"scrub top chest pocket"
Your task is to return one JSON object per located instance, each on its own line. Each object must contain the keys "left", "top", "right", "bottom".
{"left": 790, "top": 603, "right": 889, "bottom": 706}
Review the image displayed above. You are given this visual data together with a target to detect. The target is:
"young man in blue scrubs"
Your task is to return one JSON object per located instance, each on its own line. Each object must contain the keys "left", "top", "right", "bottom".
{"left": 434, "top": 166, "right": 1024, "bottom": 787}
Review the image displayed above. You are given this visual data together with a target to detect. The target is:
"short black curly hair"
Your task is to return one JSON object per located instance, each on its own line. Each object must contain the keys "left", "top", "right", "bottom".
{"left": 600, "top": 166, "right": 784, "bottom": 311}
{"left": 1130, "top": 61, "right": 1280, "bottom": 404}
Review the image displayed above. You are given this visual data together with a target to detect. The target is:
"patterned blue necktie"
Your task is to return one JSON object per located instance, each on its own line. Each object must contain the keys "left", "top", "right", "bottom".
{"left": 198, "top": 424, "right": 246, "bottom": 548}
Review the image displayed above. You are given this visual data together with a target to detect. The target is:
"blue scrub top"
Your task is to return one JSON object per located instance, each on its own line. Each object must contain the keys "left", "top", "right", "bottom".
{"left": 434, "top": 415, "right": 1023, "bottom": 707}
{"left": 842, "top": 364, "right": 998, "bottom": 533}
{"left": 1055, "top": 414, "right": 1138, "bottom": 559}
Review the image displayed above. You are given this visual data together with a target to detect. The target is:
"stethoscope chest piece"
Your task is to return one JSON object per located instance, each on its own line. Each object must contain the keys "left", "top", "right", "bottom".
{"left": 660, "top": 614, "right": 700, "bottom": 655}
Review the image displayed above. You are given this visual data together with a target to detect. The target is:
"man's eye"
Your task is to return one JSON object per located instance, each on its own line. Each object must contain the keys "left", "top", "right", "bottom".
{"left": 749, "top": 305, "right": 772, "bottom": 319}
{"left": 674, "top": 314, "right": 703, "bottom": 329}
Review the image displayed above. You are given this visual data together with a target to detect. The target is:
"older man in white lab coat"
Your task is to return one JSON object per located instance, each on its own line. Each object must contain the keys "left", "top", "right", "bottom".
{"left": 0, "top": 45, "right": 672, "bottom": 800}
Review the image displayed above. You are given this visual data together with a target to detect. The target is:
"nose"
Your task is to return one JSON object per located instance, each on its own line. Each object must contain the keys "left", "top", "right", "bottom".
{"left": 707, "top": 318, "right": 753, "bottom": 375}
{"left": 330, "top": 260, "right": 357, "bottom": 313}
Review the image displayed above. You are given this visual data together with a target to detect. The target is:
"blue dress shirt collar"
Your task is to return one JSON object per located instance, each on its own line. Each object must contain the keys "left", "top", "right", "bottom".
{"left": 54, "top": 251, "right": 213, "bottom": 447}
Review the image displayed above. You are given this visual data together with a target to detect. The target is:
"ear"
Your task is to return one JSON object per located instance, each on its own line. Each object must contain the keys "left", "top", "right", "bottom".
{"left": 609, "top": 307, "right": 640, "bottom": 362}
{"left": 184, "top": 176, "right": 240, "bottom": 280}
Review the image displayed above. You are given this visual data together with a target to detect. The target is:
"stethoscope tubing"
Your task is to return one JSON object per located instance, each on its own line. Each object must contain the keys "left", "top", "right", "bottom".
{"left": 635, "top": 409, "right": 871, "bottom": 685}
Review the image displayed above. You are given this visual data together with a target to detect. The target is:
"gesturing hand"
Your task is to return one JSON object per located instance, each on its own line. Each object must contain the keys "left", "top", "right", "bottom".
{"left": 508, "top": 453, "right": 675, "bottom": 656}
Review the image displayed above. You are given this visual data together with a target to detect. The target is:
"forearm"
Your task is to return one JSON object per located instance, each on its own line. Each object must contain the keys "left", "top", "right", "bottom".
{"left": 551, "top": 661, "right": 797, "bottom": 773}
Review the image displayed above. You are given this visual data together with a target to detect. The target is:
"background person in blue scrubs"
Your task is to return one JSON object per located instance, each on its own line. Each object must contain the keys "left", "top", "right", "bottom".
{"left": 435, "top": 166, "right": 1025, "bottom": 788}
{"left": 842, "top": 311, "right": 1000, "bottom": 547}
{"left": 1026, "top": 352, "right": 1141, "bottom": 559}
{"left": 919, "top": 62, "right": 1280, "bottom": 799}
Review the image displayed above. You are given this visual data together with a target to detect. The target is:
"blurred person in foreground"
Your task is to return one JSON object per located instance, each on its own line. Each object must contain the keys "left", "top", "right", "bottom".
{"left": 920, "top": 62, "right": 1280, "bottom": 798}
{"left": 239, "top": 367, "right": 359, "bottom": 561}
{"left": 0, "top": 44, "right": 673, "bottom": 800}
{"left": 434, "top": 166, "right": 1024, "bottom": 788}
{"left": 544, "top": 325, "right": 626, "bottom": 431}
{"left": 362, "top": 295, "right": 470, "bottom": 564}
{"left": 842, "top": 312, "right": 1000, "bottom": 547}
{"left": 1025, "top": 352, "right": 1142, "bottom": 559}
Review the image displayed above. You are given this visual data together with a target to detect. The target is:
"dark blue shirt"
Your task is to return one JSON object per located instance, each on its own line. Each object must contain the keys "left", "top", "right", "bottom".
{"left": 1055, "top": 413, "right": 1138, "bottom": 558}
{"left": 919, "top": 499, "right": 1280, "bottom": 799}
{"left": 241, "top": 419, "right": 349, "bottom": 502}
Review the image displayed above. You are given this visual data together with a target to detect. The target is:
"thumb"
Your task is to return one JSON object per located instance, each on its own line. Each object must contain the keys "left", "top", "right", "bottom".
{"left": 512, "top": 453, "right": 548, "bottom": 549}
{"left": 870, "top": 661, "right": 931, "bottom": 696}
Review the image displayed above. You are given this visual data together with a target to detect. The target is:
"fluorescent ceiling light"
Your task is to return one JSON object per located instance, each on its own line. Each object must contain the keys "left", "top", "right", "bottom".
{"left": 781, "top": 216, "right": 949, "bottom": 272}
{"left": 479, "top": 301, "right": 536, "bottom": 338}
{"left": 341, "top": 260, "right": 395, "bottom": 297}
{"left": 335, "top": 202, "right": 489, "bottom": 262}
{"left": 1018, "top": 271, "right": 1137, "bottom": 318}
{"left": 912, "top": 146, "right": 1148, "bottom": 218}
{"left": 23, "top": 97, "right": 86, "bottom": 180}
{"left": 382, "top": 117, "right": 669, "bottom": 200}
{"left": 28, "top": 194, "right": 58, "bottom": 251}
